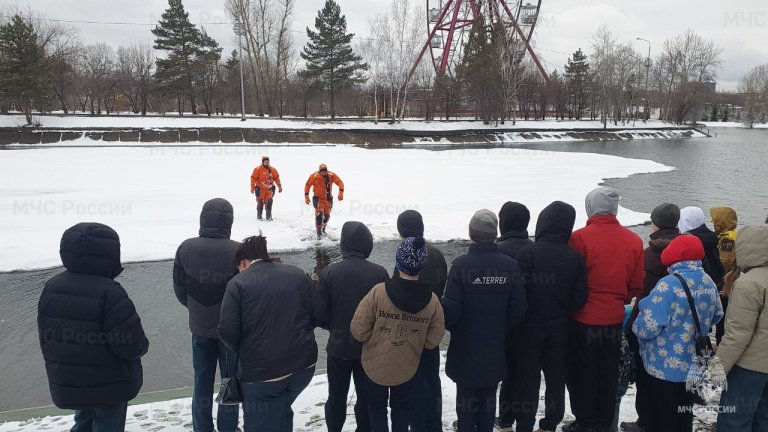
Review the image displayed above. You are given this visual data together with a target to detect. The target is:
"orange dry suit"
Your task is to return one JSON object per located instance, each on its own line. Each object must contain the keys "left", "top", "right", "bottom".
{"left": 304, "top": 171, "right": 344, "bottom": 229}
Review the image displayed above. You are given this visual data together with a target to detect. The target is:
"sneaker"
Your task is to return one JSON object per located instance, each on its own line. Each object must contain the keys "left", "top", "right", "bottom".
{"left": 494, "top": 418, "right": 514, "bottom": 432}
{"left": 620, "top": 422, "right": 644, "bottom": 432}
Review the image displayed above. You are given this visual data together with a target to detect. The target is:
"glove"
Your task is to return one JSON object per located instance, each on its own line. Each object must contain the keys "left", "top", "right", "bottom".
{"left": 278, "top": 187, "right": 283, "bottom": 193}
{"left": 338, "top": 191, "right": 344, "bottom": 201}
{"left": 305, "top": 195, "right": 310, "bottom": 205}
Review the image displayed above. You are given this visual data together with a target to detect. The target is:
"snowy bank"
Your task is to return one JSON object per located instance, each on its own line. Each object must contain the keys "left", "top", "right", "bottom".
{"left": 0, "top": 114, "right": 687, "bottom": 132}
{"left": 0, "top": 143, "right": 672, "bottom": 272}
{"left": 700, "top": 121, "right": 768, "bottom": 129}
{"left": 0, "top": 356, "right": 717, "bottom": 432}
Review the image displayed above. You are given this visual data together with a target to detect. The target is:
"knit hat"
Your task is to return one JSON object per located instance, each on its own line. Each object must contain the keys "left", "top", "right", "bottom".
{"left": 661, "top": 234, "right": 705, "bottom": 266}
{"left": 651, "top": 203, "right": 681, "bottom": 230}
{"left": 585, "top": 187, "right": 621, "bottom": 217}
{"left": 396, "top": 237, "right": 428, "bottom": 276}
{"left": 397, "top": 210, "right": 424, "bottom": 238}
{"left": 678, "top": 206, "right": 705, "bottom": 233}
{"left": 469, "top": 209, "right": 498, "bottom": 244}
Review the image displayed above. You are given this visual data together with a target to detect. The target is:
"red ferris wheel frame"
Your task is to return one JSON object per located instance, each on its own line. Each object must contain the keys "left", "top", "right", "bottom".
{"left": 407, "top": 0, "right": 550, "bottom": 84}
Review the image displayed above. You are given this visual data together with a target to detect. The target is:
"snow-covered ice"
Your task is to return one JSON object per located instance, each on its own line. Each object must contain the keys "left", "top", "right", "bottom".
{"left": 0, "top": 355, "right": 717, "bottom": 432}
{"left": 0, "top": 142, "right": 672, "bottom": 272}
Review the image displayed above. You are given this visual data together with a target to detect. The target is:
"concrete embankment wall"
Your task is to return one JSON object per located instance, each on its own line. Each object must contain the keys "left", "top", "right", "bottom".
{"left": 0, "top": 127, "right": 699, "bottom": 146}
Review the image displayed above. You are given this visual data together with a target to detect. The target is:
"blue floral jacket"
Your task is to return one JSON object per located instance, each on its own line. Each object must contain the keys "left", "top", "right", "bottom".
{"left": 632, "top": 260, "right": 724, "bottom": 382}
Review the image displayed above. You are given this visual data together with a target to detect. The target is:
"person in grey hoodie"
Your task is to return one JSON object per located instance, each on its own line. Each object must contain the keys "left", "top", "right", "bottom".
{"left": 173, "top": 198, "right": 240, "bottom": 432}
{"left": 315, "top": 221, "right": 389, "bottom": 432}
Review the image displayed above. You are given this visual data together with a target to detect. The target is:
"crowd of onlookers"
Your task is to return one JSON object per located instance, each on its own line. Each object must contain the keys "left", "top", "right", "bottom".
{"left": 36, "top": 188, "right": 768, "bottom": 432}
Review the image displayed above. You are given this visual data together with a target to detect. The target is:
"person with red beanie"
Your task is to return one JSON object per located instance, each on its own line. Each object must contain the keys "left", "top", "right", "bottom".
{"left": 632, "top": 235, "right": 723, "bottom": 432}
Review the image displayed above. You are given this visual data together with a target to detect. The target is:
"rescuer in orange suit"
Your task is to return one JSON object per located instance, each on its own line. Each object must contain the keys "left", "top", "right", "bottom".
{"left": 304, "top": 164, "right": 344, "bottom": 239}
{"left": 250, "top": 156, "right": 282, "bottom": 220}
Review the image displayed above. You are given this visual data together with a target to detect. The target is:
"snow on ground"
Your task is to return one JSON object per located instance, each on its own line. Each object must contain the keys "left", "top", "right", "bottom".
{"left": 0, "top": 355, "right": 718, "bottom": 432}
{"left": 700, "top": 121, "right": 768, "bottom": 129}
{"left": 0, "top": 142, "right": 672, "bottom": 272}
{"left": 0, "top": 114, "right": 683, "bottom": 132}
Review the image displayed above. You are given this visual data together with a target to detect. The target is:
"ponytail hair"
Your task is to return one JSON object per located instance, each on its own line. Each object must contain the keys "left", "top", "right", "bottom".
{"left": 235, "top": 234, "right": 272, "bottom": 265}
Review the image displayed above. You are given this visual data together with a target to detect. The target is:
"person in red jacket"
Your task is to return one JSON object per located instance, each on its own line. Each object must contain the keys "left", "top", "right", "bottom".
{"left": 250, "top": 156, "right": 282, "bottom": 221}
{"left": 564, "top": 187, "right": 643, "bottom": 432}
{"left": 305, "top": 164, "right": 344, "bottom": 239}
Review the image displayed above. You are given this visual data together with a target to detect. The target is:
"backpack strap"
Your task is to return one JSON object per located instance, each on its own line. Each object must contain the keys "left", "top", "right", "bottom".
{"left": 673, "top": 273, "right": 703, "bottom": 337}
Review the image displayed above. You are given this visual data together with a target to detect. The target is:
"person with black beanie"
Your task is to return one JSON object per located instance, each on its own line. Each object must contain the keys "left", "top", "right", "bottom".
{"left": 395, "top": 210, "right": 447, "bottom": 432}
{"left": 495, "top": 202, "right": 534, "bottom": 431}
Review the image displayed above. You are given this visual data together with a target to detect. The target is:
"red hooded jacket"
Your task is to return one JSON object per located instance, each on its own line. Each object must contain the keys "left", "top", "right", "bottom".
{"left": 568, "top": 215, "right": 644, "bottom": 326}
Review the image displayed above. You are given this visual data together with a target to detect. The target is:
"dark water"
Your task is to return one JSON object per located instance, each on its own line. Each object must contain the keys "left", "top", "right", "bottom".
{"left": 2, "top": 128, "right": 767, "bottom": 411}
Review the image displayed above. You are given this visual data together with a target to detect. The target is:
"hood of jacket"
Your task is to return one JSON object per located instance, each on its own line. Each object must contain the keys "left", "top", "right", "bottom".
{"left": 678, "top": 206, "right": 706, "bottom": 234}
{"left": 498, "top": 201, "right": 530, "bottom": 235}
{"left": 711, "top": 207, "right": 737, "bottom": 233}
{"left": 385, "top": 275, "right": 432, "bottom": 314}
{"left": 535, "top": 201, "right": 576, "bottom": 243}
{"left": 736, "top": 225, "right": 768, "bottom": 272}
{"left": 199, "top": 198, "right": 234, "bottom": 238}
{"left": 648, "top": 227, "right": 679, "bottom": 252}
{"left": 340, "top": 221, "right": 374, "bottom": 259}
{"left": 59, "top": 222, "right": 123, "bottom": 279}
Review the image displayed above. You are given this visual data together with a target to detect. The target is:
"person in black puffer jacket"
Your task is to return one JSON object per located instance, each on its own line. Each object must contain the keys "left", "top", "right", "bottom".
{"left": 218, "top": 235, "right": 319, "bottom": 432}
{"left": 394, "top": 210, "right": 448, "bottom": 432}
{"left": 495, "top": 201, "right": 534, "bottom": 431}
{"left": 511, "top": 201, "right": 588, "bottom": 432}
{"left": 678, "top": 206, "right": 725, "bottom": 287}
{"left": 442, "top": 210, "right": 527, "bottom": 432}
{"left": 315, "top": 221, "right": 389, "bottom": 432}
{"left": 38, "top": 222, "right": 149, "bottom": 431}
{"left": 173, "top": 198, "right": 240, "bottom": 432}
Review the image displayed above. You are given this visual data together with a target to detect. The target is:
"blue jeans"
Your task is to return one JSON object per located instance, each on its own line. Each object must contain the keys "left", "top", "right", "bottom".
{"left": 71, "top": 403, "right": 127, "bottom": 432}
{"left": 718, "top": 365, "right": 768, "bottom": 432}
{"left": 192, "top": 335, "right": 239, "bottom": 432}
{"left": 241, "top": 367, "right": 315, "bottom": 432}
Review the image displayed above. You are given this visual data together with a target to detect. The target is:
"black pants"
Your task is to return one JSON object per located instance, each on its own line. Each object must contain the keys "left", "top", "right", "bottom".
{"left": 456, "top": 384, "right": 498, "bottom": 432}
{"left": 365, "top": 375, "right": 412, "bottom": 432}
{"left": 409, "top": 347, "right": 442, "bottom": 432}
{"left": 326, "top": 356, "right": 370, "bottom": 432}
{"left": 512, "top": 325, "right": 568, "bottom": 432}
{"left": 716, "top": 295, "right": 728, "bottom": 344}
{"left": 627, "top": 331, "right": 648, "bottom": 428}
{"left": 643, "top": 375, "right": 693, "bottom": 432}
{"left": 498, "top": 330, "right": 517, "bottom": 427}
{"left": 566, "top": 320, "right": 621, "bottom": 430}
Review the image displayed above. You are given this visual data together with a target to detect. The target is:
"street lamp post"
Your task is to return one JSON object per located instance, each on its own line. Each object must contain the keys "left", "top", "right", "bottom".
{"left": 636, "top": 37, "right": 652, "bottom": 122}
{"left": 234, "top": 22, "right": 247, "bottom": 122}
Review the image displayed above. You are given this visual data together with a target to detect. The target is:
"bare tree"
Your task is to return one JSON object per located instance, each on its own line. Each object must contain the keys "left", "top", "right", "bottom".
{"left": 739, "top": 64, "right": 768, "bottom": 128}
{"left": 116, "top": 44, "right": 155, "bottom": 115}
{"left": 654, "top": 29, "right": 722, "bottom": 124}
{"left": 79, "top": 43, "right": 116, "bottom": 115}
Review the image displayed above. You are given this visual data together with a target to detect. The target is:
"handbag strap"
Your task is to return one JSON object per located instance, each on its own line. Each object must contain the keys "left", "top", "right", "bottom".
{"left": 673, "top": 273, "right": 703, "bottom": 337}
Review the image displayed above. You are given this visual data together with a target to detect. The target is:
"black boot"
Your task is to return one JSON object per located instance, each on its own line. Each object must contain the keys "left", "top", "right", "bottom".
{"left": 257, "top": 200, "right": 264, "bottom": 220}
{"left": 266, "top": 199, "right": 273, "bottom": 221}
{"left": 316, "top": 227, "right": 322, "bottom": 240}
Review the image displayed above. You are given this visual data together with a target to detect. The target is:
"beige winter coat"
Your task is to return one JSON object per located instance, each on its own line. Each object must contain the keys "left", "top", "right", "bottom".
{"left": 717, "top": 225, "right": 768, "bottom": 375}
{"left": 350, "top": 280, "right": 445, "bottom": 386}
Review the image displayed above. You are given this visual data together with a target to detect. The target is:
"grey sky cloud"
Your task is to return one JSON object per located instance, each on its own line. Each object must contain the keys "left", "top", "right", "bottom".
{"left": 4, "top": 0, "right": 767, "bottom": 90}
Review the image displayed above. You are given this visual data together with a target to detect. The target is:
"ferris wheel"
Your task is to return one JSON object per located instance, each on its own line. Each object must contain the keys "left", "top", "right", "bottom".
{"left": 409, "top": 0, "right": 549, "bottom": 82}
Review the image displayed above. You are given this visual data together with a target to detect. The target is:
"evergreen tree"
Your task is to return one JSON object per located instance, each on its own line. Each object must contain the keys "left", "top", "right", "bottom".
{"left": 456, "top": 15, "right": 498, "bottom": 123}
{"left": 300, "top": 0, "right": 367, "bottom": 118}
{"left": 0, "top": 15, "right": 47, "bottom": 125}
{"left": 722, "top": 104, "right": 729, "bottom": 122}
{"left": 710, "top": 104, "right": 719, "bottom": 122}
{"left": 152, "top": 0, "right": 221, "bottom": 115}
{"left": 565, "top": 48, "right": 590, "bottom": 119}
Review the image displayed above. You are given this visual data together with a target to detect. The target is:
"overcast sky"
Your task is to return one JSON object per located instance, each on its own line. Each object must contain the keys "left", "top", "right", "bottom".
{"left": 3, "top": 0, "right": 767, "bottom": 90}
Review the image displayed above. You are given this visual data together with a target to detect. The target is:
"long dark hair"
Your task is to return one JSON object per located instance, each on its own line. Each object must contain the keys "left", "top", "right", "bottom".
{"left": 235, "top": 234, "right": 272, "bottom": 265}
